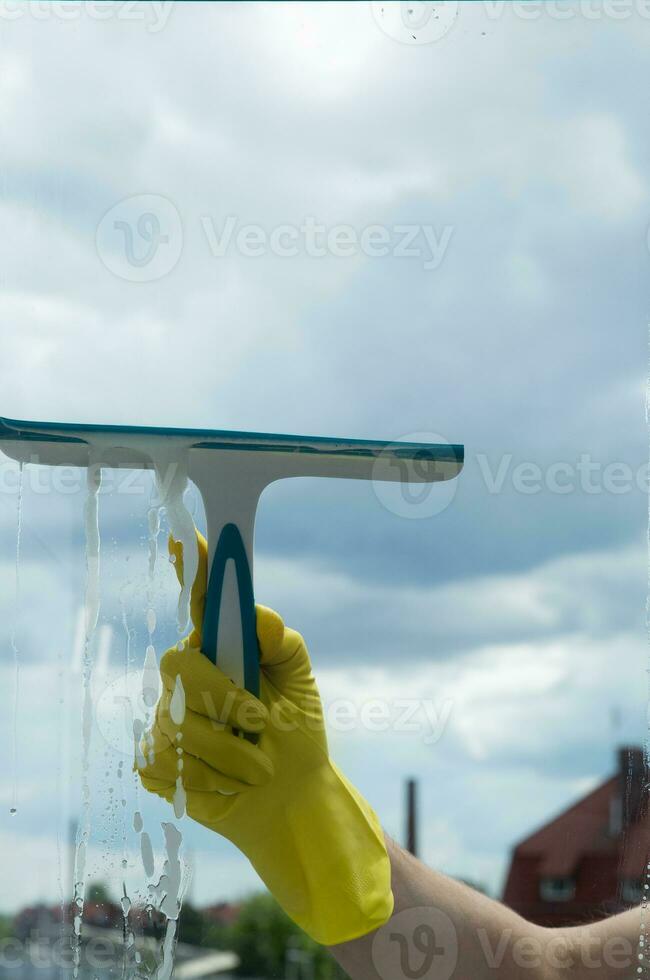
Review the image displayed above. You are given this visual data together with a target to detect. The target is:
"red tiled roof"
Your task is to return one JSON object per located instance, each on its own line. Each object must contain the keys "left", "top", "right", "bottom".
{"left": 515, "top": 776, "right": 619, "bottom": 877}
{"left": 503, "top": 758, "right": 650, "bottom": 927}
{"left": 201, "top": 902, "right": 240, "bottom": 926}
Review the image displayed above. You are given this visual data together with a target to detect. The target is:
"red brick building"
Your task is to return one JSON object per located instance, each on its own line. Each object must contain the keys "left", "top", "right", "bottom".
{"left": 503, "top": 747, "right": 649, "bottom": 926}
{"left": 201, "top": 901, "right": 241, "bottom": 927}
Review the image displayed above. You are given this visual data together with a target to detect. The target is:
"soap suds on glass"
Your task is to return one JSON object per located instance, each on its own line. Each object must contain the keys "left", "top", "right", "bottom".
{"left": 149, "top": 823, "right": 188, "bottom": 980}
{"left": 9, "top": 460, "right": 23, "bottom": 816}
{"left": 14, "top": 441, "right": 197, "bottom": 979}
{"left": 641, "top": 352, "right": 650, "bottom": 970}
{"left": 153, "top": 450, "right": 198, "bottom": 641}
{"left": 72, "top": 457, "right": 103, "bottom": 978}
{"left": 150, "top": 451, "right": 195, "bottom": 827}
{"left": 170, "top": 676, "right": 187, "bottom": 819}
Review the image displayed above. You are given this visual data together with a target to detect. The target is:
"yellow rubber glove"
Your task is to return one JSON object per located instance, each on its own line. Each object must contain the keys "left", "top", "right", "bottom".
{"left": 136, "top": 531, "right": 393, "bottom": 946}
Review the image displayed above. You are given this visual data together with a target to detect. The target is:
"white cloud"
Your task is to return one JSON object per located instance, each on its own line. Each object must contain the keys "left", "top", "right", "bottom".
{"left": 255, "top": 539, "right": 645, "bottom": 660}
{"left": 546, "top": 114, "right": 647, "bottom": 220}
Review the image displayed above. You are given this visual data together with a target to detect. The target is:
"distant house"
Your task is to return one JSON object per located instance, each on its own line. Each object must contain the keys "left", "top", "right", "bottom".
{"left": 13, "top": 904, "right": 62, "bottom": 942}
{"left": 503, "top": 746, "right": 649, "bottom": 926}
{"left": 202, "top": 902, "right": 241, "bottom": 927}
{"left": 14, "top": 898, "right": 124, "bottom": 941}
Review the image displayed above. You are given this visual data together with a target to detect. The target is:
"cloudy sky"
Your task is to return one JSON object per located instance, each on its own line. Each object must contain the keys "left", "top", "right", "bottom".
{"left": 0, "top": 0, "right": 648, "bottom": 915}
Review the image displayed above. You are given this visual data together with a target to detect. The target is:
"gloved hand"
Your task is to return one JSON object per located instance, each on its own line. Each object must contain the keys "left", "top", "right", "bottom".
{"left": 136, "top": 530, "right": 393, "bottom": 946}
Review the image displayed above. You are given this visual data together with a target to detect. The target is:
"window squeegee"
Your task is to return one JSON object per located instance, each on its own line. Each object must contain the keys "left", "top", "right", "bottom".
{"left": 0, "top": 416, "right": 463, "bottom": 696}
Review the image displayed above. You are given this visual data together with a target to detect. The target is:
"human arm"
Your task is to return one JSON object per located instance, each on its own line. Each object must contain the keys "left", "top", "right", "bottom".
{"left": 330, "top": 838, "right": 642, "bottom": 980}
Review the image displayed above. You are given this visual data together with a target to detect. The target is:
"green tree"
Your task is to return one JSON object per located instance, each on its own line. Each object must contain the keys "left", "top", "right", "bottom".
{"left": 87, "top": 882, "right": 112, "bottom": 904}
{"left": 201, "top": 919, "right": 232, "bottom": 950}
{"left": 231, "top": 893, "right": 344, "bottom": 980}
{"left": 177, "top": 901, "right": 206, "bottom": 947}
{"left": 231, "top": 893, "right": 291, "bottom": 977}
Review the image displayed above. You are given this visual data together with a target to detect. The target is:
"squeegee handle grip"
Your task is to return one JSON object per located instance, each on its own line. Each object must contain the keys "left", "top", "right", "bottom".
{"left": 201, "top": 523, "right": 260, "bottom": 698}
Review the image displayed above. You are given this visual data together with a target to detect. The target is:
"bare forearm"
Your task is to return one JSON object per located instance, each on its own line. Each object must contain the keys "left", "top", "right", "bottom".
{"left": 329, "top": 838, "right": 643, "bottom": 980}
{"left": 329, "top": 836, "right": 557, "bottom": 980}
{"left": 558, "top": 908, "right": 643, "bottom": 980}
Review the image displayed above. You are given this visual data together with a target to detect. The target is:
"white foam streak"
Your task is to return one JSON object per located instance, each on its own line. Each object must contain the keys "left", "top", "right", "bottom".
{"left": 153, "top": 451, "right": 198, "bottom": 637}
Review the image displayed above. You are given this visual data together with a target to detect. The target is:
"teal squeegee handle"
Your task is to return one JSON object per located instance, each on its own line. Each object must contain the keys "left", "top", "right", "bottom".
{"left": 201, "top": 523, "right": 260, "bottom": 700}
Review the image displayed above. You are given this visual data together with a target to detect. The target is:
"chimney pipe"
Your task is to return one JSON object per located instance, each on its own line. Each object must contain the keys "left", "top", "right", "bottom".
{"left": 618, "top": 746, "right": 646, "bottom": 828}
{"left": 406, "top": 778, "right": 418, "bottom": 856}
